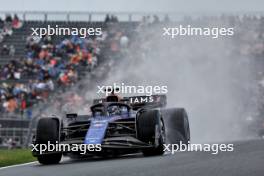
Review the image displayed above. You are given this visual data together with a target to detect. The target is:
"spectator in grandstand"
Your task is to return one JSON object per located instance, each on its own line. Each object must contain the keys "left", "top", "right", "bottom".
{"left": 120, "top": 34, "right": 129, "bottom": 49}
{"left": 12, "top": 14, "right": 23, "bottom": 29}
{"left": 163, "top": 14, "right": 170, "bottom": 23}
{"left": 105, "top": 15, "right": 119, "bottom": 24}
{"left": 1, "top": 44, "right": 9, "bottom": 55}
{"left": 9, "top": 45, "right": 15, "bottom": 56}
{"left": 5, "top": 14, "right": 12, "bottom": 24}
{"left": 3, "top": 14, "right": 13, "bottom": 36}
{"left": 26, "top": 35, "right": 41, "bottom": 49}
{"left": 4, "top": 96, "right": 18, "bottom": 114}
{"left": 0, "top": 32, "right": 4, "bottom": 43}
{"left": 0, "top": 17, "right": 3, "bottom": 25}
{"left": 104, "top": 14, "right": 111, "bottom": 23}
{"left": 152, "top": 15, "right": 160, "bottom": 24}
{"left": 13, "top": 69, "right": 21, "bottom": 80}
{"left": 137, "top": 16, "right": 151, "bottom": 30}
{"left": 111, "top": 15, "right": 119, "bottom": 23}
{"left": 2, "top": 24, "right": 13, "bottom": 36}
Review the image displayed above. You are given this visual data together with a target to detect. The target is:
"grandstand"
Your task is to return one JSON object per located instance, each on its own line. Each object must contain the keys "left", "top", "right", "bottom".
{"left": 0, "top": 12, "right": 140, "bottom": 148}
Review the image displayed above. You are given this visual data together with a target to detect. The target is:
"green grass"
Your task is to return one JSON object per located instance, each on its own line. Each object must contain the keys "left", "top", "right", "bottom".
{"left": 0, "top": 149, "right": 36, "bottom": 167}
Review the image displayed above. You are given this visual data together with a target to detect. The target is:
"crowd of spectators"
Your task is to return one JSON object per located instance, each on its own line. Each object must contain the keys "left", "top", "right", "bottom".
{"left": 37, "top": 16, "right": 132, "bottom": 116}
{"left": 104, "top": 14, "right": 119, "bottom": 23}
{"left": 0, "top": 35, "right": 100, "bottom": 116}
{"left": 1, "top": 44, "right": 15, "bottom": 56}
{"left": 0, "top": 14, "right": 22, "bottom": 43}
{"left": 0, "top": 15, "right": 131, "bottom": 117}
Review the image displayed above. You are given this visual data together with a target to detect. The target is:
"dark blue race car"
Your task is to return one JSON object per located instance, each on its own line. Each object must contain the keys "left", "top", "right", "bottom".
{"left": 32, "top": 94, "right": 190, "bottom": 164}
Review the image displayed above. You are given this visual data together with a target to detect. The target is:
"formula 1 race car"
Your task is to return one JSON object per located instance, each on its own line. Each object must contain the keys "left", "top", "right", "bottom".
{"left": 32, "top": 94, "right": 190, "bottom": 164}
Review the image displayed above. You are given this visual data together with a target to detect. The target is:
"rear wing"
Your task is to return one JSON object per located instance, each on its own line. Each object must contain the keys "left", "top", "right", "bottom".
{"left": 124, "top": 94, "right": 167, "bottom": 110}
{"left": 93, "top": 94, "right": 167, "bottom": 110}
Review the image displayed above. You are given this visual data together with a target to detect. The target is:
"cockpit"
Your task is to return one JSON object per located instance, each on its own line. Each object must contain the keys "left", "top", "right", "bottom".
{"left": 91, "top": 102, "right": 130, "bottom": 117}
{"left": 107, "top": 104, "right": 129, "bottom": 116}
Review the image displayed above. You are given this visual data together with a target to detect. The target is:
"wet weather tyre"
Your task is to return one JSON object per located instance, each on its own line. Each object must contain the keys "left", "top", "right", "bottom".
{"left": 136, "top": 110, "right": 165, "bottom": 156}
{"left": 162, "top": 108, "right": 190, "bottom": 144}
{"left": 35, "top": 118, "right": 62, "bottom": 164}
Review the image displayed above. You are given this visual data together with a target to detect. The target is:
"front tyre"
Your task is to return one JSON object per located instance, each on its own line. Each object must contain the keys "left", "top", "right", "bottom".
{"left": 35, "top": 118, "right": 62, "bottom": 164}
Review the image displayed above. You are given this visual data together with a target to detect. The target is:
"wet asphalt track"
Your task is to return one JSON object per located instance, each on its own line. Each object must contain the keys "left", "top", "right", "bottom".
{"left": 1, "top": 139, "right": 263, "bottom": 176}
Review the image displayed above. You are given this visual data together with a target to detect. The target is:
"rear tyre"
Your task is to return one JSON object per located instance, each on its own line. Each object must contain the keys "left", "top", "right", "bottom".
{"left": 136, "top": 110, "right": 165, "bottom": 156}
{"left": 35, "top": 118, "right": 62, "bottom": 164}
{"left": 162, "top": 108, "right": 190, "bottom": 144}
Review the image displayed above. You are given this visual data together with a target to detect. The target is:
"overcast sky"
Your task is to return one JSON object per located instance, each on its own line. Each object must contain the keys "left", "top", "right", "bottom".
{"left": 0, "top": 0, "right": 263, "bottom": 12}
